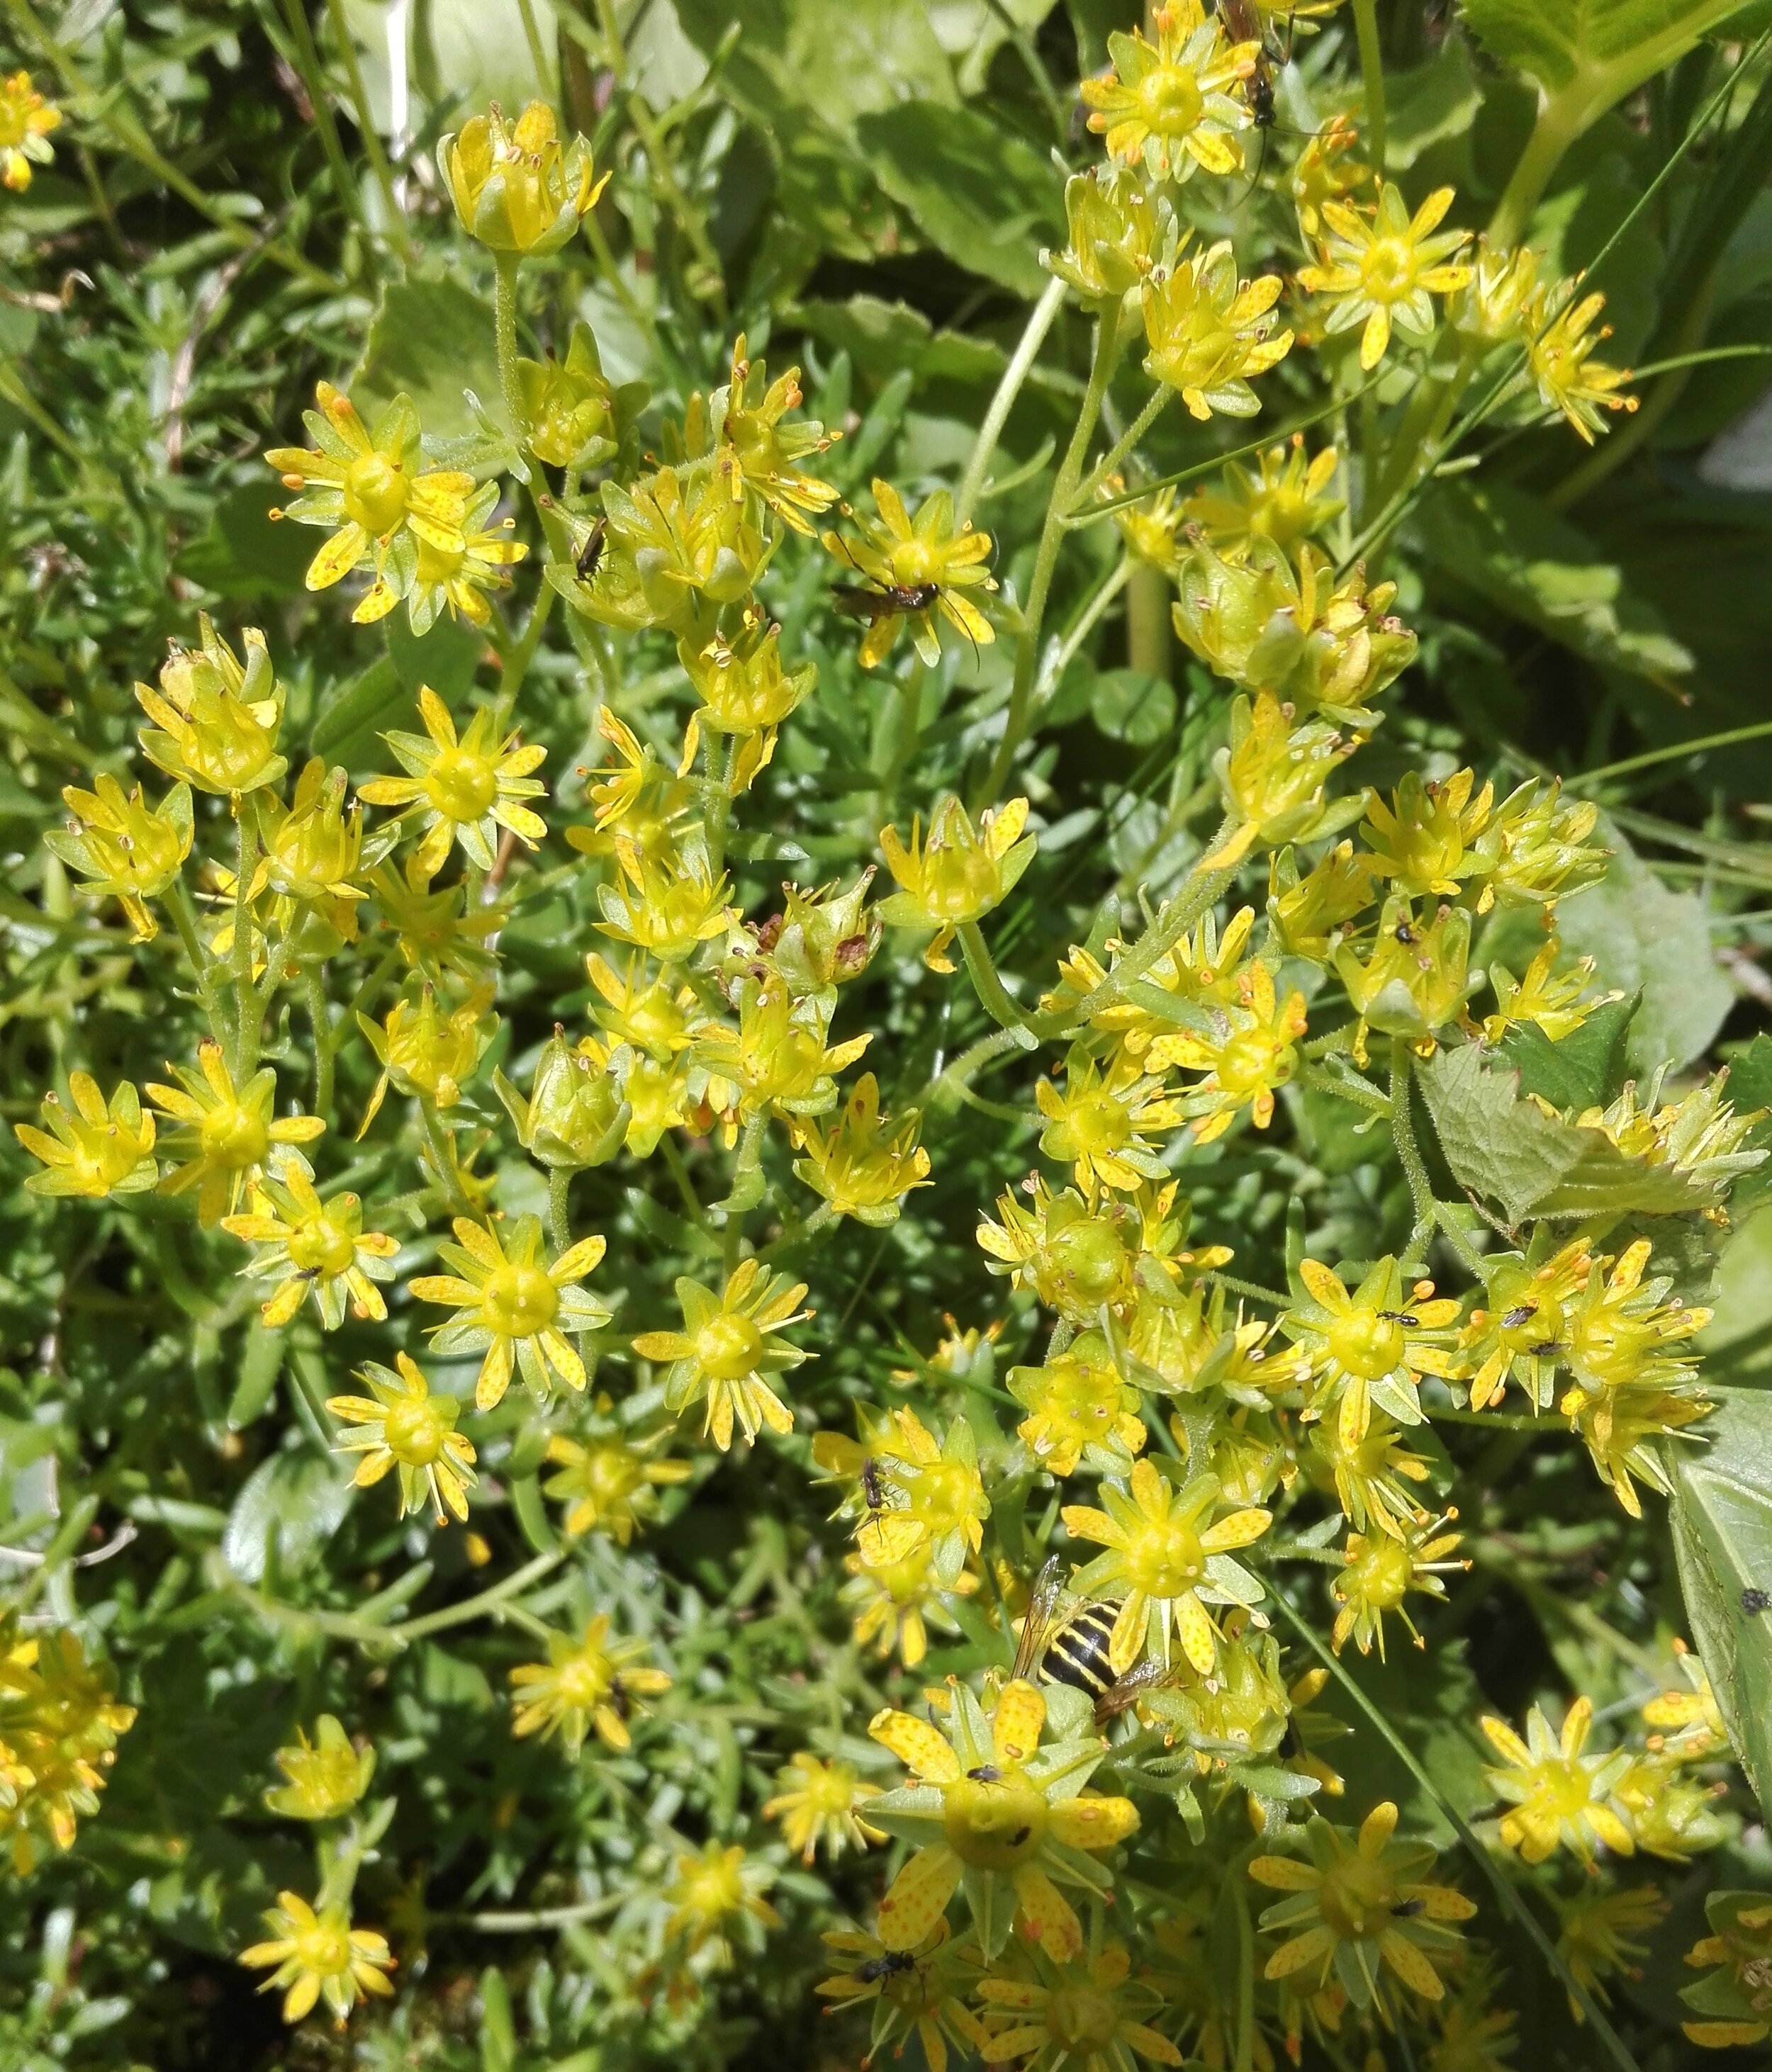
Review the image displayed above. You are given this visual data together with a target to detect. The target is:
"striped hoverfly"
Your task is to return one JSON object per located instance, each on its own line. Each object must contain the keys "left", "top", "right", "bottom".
{"left": 1009, "top": 1555, "right": 1172, "bottom": 1728}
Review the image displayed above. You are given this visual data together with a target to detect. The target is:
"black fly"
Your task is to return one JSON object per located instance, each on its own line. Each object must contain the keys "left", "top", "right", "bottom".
{"left": 1743, "top": 1588, "right": 1772, "bottom": 1616}
{"left": 1379, "top": 1311, "right": 1419, "bottom": 1327}
{"left": 831, "top": 580, "right": 941, "bottom": 624}
{"left": 575, "top": 516, "right": 607, "bottom": 582}
{"left": 860, "top": 1457, "right": 890, "bottom": 1515}
{"left": 855, "top": 1951, "right": 917, "bottom": 1984}
{"left": 1391, "top": 1898, "right": 1426, "bottom": 1919}
{"left": 968, "top": 1764, "right": 1004, "bottom": 1783}
{"left": 1501, "top": 1304, "right": 1537, "bottom": 1331}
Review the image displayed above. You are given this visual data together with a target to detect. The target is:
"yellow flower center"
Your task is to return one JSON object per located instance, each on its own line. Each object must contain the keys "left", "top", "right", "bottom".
{"left": 801, "top": 1764, "right": 856, "bottom": 1818}
{"left": 943, "top": 1772, "right": 1048, "bottom": 1871}
{"left": 889, "top": 539, "right": 939, "bottom": 586}
{"left": 1138, "top": 62, "right": 1204, "bottom": 139}
{"left": 910, "top": 1460, "right": 976, "bottom": 1536}
{"left": 426, "top": 748, "right": 500, "bottom": 824}
{"left": 1349, "top": 1536, "right": 1413, "bottom": 1610}
{"left": 483, "top": 1264, "right": 559, "bottom": 1339}
{"left": 1047, "top": 1220, "right": 1131, "bottom": 1309}
{"left": 1067, "top": 1093, "right": 1132, "bottom": 1156}
{"left": 287, "top": 1216, "right": 358, "bottom": 1278}
{"left": 922, "top": 845, "right": 1000, "bottom": 922}
{"left": 556, "top": 1648, "right": 614, "bottom": 1711}
{"left": 415, "top": 535, "right": 468, "bottom": 587}
{"left": 1125, "top": 1516, "right": 1204, "bottom": 1597}
{"left": 587, "top": 1443, "right": 643, "bottom": 1504}
{"left": 383, "top": 1395, "right": 447, "bottom": 1465}
{"left": 1215, "top": 1026, "right": 1284, "bottom": 1099}
{"left": 199, "top": 1100, "right": 269, "bottom": 1171}
{"left": 342, "top": 451, "right": 410, "bottom": 537}
{"left": 1360, "top": 237, "right": 1417, "bottom": 303}
{"left": 1328, "top": 1307, "right": 1404, "bottom": 1380}
{"left": 627, "top": 986, "right": 692, "bottom": 1053}
{"left": 695, "top": 1311, "right": 765, "bottom": 1381}
{"left": 1532, "top": 1757, "right": 1598, "bottom": 1822}
{"left": 292, "top": 1915, "right": 352, "bottom": 1978}
{"left": 1048, "top": 1985, "right": 1123, "bottom": 2054}
{"left": 680, "top": 1857, "right": 745, "bottom": 1921}
{"left": 1318, "top": 1853, "right": 1397, "bottom": 1942}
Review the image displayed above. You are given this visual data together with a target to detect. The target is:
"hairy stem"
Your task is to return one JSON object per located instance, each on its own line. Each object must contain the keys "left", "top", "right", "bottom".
{"left": 958, "top": 276, "right": 1067, "bottom": 524}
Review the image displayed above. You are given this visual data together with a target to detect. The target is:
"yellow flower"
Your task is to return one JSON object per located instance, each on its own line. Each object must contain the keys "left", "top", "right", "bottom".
{"left": 1062, "top": 1458, "right": 1271, "bottom": 1674}
{"left": 762, "top": 869, "right": 882, "bottom": 1003}
{"left": 1456, "top": 1239, "right": 1593, "bottom": 1413}
{"left": 358, "top": 686, "right": 548, "bottom": 878}
{"left": 1036, "top": 1049, "right": 1184, "bottom": 1195}
{"left": 15, "top": 1074, "right": 157, "bottom": 1201}
{"left": 1009, "top": 1329, "right": 1148, "bottom": 1478}
{"left": 1080, "top": 3, "right": 1255, "bottom": 181}
{"left": 694, "top": 976, "right": 870, "bottom": 1125}
{"left": 1642, "top": 1640, "right": 1728, "bottom": 1762}
{"left": 763, "top": 1752, "right": 882, "bottom": 1864}
{"left": 223, "top": 1157, "right": 399, "bottom": 1329}
{"left": 790, "top": 1071, "right": 931, "bottom": 1225}
{"left": 1147, "top": 961, "right": 1306, "bottom": 1142}
{"left": 868, "top": 1679, "right": 1138, "bottom": 1962}
{"left": 583, "top": 950, "right": 699, "bottom": 1057}
{"left": 714, "top": 332, "right": 841, "bottom": 535}
{"left": 1047, "top": 167, "right": 1177, "bottom": 306}
{"left": 356, "top": 981, "right": 497, "bottom": 1134}
{"left": 1451, "top": 239, "right": 1539, "bottom": 346}
{"left": 1527, "top": 281, "right": 1637, "bottom": 444}
{"left": 326, "top": 1352, "right": 477, "bottom": 1526}
{"left": 508, "top": 1612, "right": 670, "bottom": 1753}
{"left": 1267, "top": 840, "right": 1374, "bottom": 962}
{"left": 494, "top": 1027, "right": 628, "bottom": 1169}
{"left": 136, "top": 616, "right": 287, "bottom": 798}
{"left": 595, "top": 836, "right": 735, "bottom": 963}
{"left": 842, "top": 1540, "right": 978, "bottom": 1669}
{"left": 663, "top": 1840, "right": 780, "bottom": 1963}
{"left": 1561, "top": 1242, "right": 1710, "bottom": 1414}
{"left": 1479, "top": 1696, "right": 1635, "bottom": 1865}
{"left": 240, "top": 1891, "right": 394, "bottom": 2025}
{"left": 251, "top": 759, "right": 366, "bottom": 949}
{"left": 385, "top": 479, "right": 527, "bottom": 634}
{"left": 1360, "top": 769, "right": 1493, "bottom": 901}
{"left": 583, "top": 463, "right": 769, "bottom": 637}
{"left": 1305, "top": 1408, "right": 1434, "bottom": 1540}
{"left": 1105, "top": 477, "right": 1188, "bottom": 574}
{"left": 0, "top": 70, "right": 60, "bottom": 190}
{"left": 518, "top": 320, "right": 624, "bottom": 466}
{"left": 439, "top": 99, "right": 607, "bottom": 257}
{"left": 1615, "top": 1750, "right": 1727, "bottom": 1862}
{"left": 147, "top": 1040, "right": 324, "bottom": 1226}
{"left": 1578, "top": 1071, "right": 1765, "bottom": 1198}
{"left": 369, "top": 860, "right": 504, "bottom": 984}
{"left": 564, "top": 708, "right": 691, "bottom": 861}
{"left": 410, "top": 1213, "right": 610, "bottom": 1412}
{"left": 878, "top": 794, "right": 1035, "bottom": 972}
{"left": 1210, "top": 694, "right": 1357, "bottom": 868}
{"left": 1482, "top": 938, "right": 1606, "bottom": 1046}
{"left": 1556, "top": 1885, "right": 1667, "bottom": 2021}
{"left": 824, "top": 480, "right": 996, "bottom": 669}
{"left": 979, "top": 1178, "right": 1139, "bottom": 1324}
{"left": 47, "top": 775, "right": 192, "bottom": 942}
{"left": 1140, "top": 241, "right": 1294, "bottom": 420}
{"left": 1564, "top": 1375, "right": 1710, "bottom": 1521}
{"left": 264, "top": 1716, "right": 375, "bottom": 1821}
{"left": 1184, "top": 434, "right": 1344, "bottom": 558}
{"left": 677, "top": 609, "right": 817, "bottom": 784}
{"left": 1474, "top": 775, "right": 1607, "bottom": 907}
{"left": 0, "top": 1622, "right": 136, "bottom": 1871}
{"left": 265, "top": 383, "right": 471, "bottom": 604}
{"left": 979, "top": 1942, "right": 1182, "bottom": 2072}
{"left": 1250, "top": 1802, "right": 1475, "bottom": 2010}
{"left": 634, "top": 1259, "right": 812, "bottom": 1450}
{"left": 1331, "top": 1511, "right": 1466, "bottom": 1657}
{"left": 1279, "top": 1254, "right": 1459, "bottom": 1448}
{"left": 1682, "top": 1889, "right": 1772, "bottom": 2049}
{"left": 1332, "top": 895, "right": 1475, "bottom": 1058}
{"left": 543, "top": 1413, "right": 690, "bottom": 1543}
{"left": 818, "top": 1920, "right": 988, "bottom": 2072}
{"left": 1291, "top": 110, "right": 1370, "bottom": 243}
{"left": 1299, "top": 181, "right": 1474, "bottom": 371}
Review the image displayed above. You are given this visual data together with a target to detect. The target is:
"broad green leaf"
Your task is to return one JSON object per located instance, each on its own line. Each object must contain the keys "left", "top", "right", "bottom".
{"left": 354, "top": 278, "right": 508, "bottom": 441}
{"left": 1554, "top": 826, "right": 1732, "bottom": 1077}
{"left": 1090, "top": 667, "right": 1176, "bottom": 747}
{"left": 339, "top": 0, "right": 556, "bottom": 127}
{"left": 855, "top": 104, "right": 1066, "bottom": 297}
{"left": 221, "top": 1451, "right": 353, "bottom": 1582}
{"left": 385, "top": 609, "right": 486, "bottom": 702}
{"left": 1698, "top": 1202, "right": 1772, "bottom": 1379}
{"left": 1498, "top": 991, "right": 1636, "bottom": 1112}
{"left": 310, "top": 655, "right": 405, "bottom": 766}
{"left": 176, "top": 480, "right": 315, "bottom": 601}
{"left": 1669, "top": 1384, "right": 1772, "bottom": 1816}
{"left": 1418, "top": 1041, "right": 1710, "bottom": 1222}
{"left": 1419, "top": 482, "right": 1693, "bottom": 682}
{"left": 1384, "top": 36, "right": 1484, "bottom": 168}
{"left": 1460, "top": 0, "right": 1755, "bottom": 135}
{"left": 792, "top": 295, "right": 1011, "bottom": 388}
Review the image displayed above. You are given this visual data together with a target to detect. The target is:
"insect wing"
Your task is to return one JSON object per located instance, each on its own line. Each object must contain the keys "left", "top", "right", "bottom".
{"left": 1094, "top": 1657, "right": 1173, "bottom": 1724}
{"left": 831, "top": 582, "right": 896, "bottom": 624}
{"left": 1009, "top": 1555, "right": 1068, "bottom": 1684}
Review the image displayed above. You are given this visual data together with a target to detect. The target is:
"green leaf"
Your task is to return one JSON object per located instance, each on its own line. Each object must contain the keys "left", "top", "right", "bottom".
{"left": 1669, "top": 1384, "right": 1772, "bottom": 1816}
{"left": 1698, "top": 1202, "right": 1772, "bottom": 1379}
{"left": 225, "top": 1319, "right": 286, "bottom": 1432}
{"left": 221, "top": 1451, "right": 353, "bottom": 1582}
{"left": 1497, "top": 991, "right": 1637, "bottom": 1111}
{"left": 310, "top": 656, "right": 403, "bottom": 767}
{"left": 385, "top": 609, "right": 486, "bottom": 702}
{"left": 1460, "top": 0, "right": 1756, "bottom": 130}
{"left": 176, "top": 480, "right": 315, "bottom": 601}
{"left": 854, "top": 103, "right": 1066, "bottom": 297}
{"left": 1554, "top": 825, "right": 1732, "bottom": 1076}
{"left": 354, "top": 277, "right": 507, "bottom": 441}
{"left": 1418, "top": 1041, "right": 1710, "bottom": 1222}
{"left": 1089, "top": 666, "right": 1177, "bottom": 747}
{"left": 1384, "top": 36, "right": 1484, "bottom": 169}
{"left": 792, "top": 295, "right": 1013, "bottom": 389}
{"left": 1419, "top": 481, "right": 1693, "bottom": 682}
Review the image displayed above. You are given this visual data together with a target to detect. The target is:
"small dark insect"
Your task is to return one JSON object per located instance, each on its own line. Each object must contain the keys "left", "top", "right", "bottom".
{"left": 1009, "top": 1825, "right": 1032, "bottom": 1847}
{"left": 1501, "top": 1304, "right": 1538, "bottom": 1331}
{"left": 1394, "top": 923, "right": 1418, "bottom": 945}
{"left": 1390, "top": 1898, "right": 1426, "bottom": 1919}
{"left": 832, "top": 580, "right": 941, "bottom": 623}
{"left": 855, "top": 1951, "right": 918, "bottom": 1984}
{"left": 1742, "top": 1588, "right": 1772, "bottom": 1616}
{"left": 1221, "top": 1, "right": 1276, "bottom": 127}
{"left": 860, "top": 1457, "right": 889, "bottom": 1514}
{"left": 609, "top": 1678, "right": 633, "bottom": 1722}
{"left": 574, "top": 516, "right": 607, "bottom": 582}
{"left": 1379, "top": 1311, "right": 1418, "bottom": 1327}
{"left": 967, "top": 1764, "right": 1004, "bottom": 1783}
{"left": 1528, "top": 1339, "right": 1562, "bottom": 1358}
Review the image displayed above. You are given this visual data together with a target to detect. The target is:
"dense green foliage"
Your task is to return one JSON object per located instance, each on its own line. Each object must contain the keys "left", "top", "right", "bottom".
{"left": 6, "top": 3, "right": 1772, "bottom": 2070}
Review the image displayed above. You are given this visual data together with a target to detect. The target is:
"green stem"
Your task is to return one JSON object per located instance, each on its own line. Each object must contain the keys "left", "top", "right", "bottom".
{"left": 923, "top": 1025, "right": 1028, "bottom": 1113}
{"left": 307, "top": 969, "right": 335, "bottom": 1117}
{"left": 494, "top": 579, "right": 556, "bottom": 728}
{"left": 658, "top": 1134, "right": 707, "bottom": 1227}
{"left": 1352, "top": 0, "right": 1387, "bottom": 172}
{"left": 548, "top": 1165, "right": 572, "bottom": 1252}
{"left": 1075, "top": 383, "right": 1171, "bottom": 509}
{"left": 1300, "top": 1059, "right": 1391, "bottom": 1115}
{"left": 276, "top": 0, "right": 368, "bottom": 245}
{"left": 231, "top": 796, "right": 262, "bottom": 1079}
{"left": 493, "top": 253, "right": 531, "bottom": 444}
{"left": 958, "top": 921, "right": 1040, "bottom": 1050}
{"left": 1124, "top": 560, "right": 1171, "bottom": 683}
{"left": 958, "top": 276, "right": 1067, "bottom": 525}
{"left": 167, "top": 877, "right": 227, "bottom": 1047}
{"left": 1488, "top": 99, "right": 1580, "bottom": 251}
{"left": 979, "top": 296, "right": 1126, "bottom": 808}
{"left": 388, "top": 1550, "right": 566, "bottom": 1643}
{"left": 1388, "top": 1039, "right": 1436, "bottom": 1262}
{"left": 418, "top": 1097, "right": 477, "bottom": 1220}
